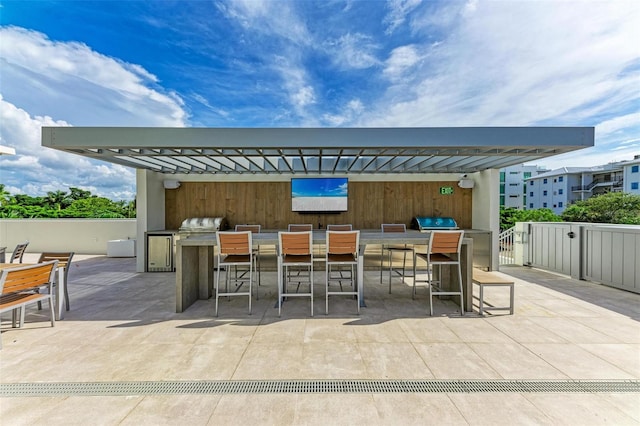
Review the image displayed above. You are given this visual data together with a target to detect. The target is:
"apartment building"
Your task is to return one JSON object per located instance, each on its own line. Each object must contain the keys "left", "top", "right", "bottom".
{"left": 621, "top": 155, "right": 640, "bottom": 195}
{"left": 499, "top": 165, "right": 548, "bottom": 209}
{"left": 525, "top": 156, "right": 639, "bottom": 214}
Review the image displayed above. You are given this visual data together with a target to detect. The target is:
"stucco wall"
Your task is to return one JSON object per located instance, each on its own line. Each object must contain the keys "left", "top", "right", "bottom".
{"left": 472, "top": 169, "right": 500, "bottom": 270}
{"left": 0, "top": 219, "right": 137, "bottom": 255}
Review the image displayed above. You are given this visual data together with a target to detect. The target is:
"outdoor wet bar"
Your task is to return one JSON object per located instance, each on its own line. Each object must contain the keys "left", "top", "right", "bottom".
{"left": 175, "top": 230, "right": 475, "bottom": 313}
{"left": 41, "top": 126, "right": 595, "bottom": 282}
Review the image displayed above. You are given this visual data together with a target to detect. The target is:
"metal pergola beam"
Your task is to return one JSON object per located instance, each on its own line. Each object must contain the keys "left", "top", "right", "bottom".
{"left": 41, "top": 127, "right": 595, "bottom": 175}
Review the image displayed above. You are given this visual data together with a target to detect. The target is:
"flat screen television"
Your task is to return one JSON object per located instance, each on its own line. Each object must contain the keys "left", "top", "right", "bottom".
{"left": 291, "top": 177, "right": 348, "bottom": 212}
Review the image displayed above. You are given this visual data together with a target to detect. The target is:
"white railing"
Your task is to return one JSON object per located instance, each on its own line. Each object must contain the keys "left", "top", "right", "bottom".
{"left": 498, "top": 226, "right": 516, "bottom": 266}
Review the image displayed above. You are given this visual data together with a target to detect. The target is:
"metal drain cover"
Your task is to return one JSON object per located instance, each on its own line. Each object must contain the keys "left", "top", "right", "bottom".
{"left": 1, "top": 379, "right": 639, "bottom": 396}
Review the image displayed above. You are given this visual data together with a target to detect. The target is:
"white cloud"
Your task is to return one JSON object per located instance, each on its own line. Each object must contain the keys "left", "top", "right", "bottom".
{"left": 0, "top": 96, "right": 136, "bottom": 200}
{"left": 538, "top": 142, "right": 640, "bottom": 170}
{"left": 365, "top": 0, "right": 640, "bottom": 135}
{"left": 462, "top": 0, "right": 478, "bottom": 17}
{"left": 0, "top": 94, "right": 70, "bottom": 155}
{"left": 596, "top": 112, "right": 640, "bottom": 138}
{"left": 385, "top": 0, "right": 422, "bottom": 34}
{"left": 217, "top": 2, "right": 321, "bottom": 119}
{"left": 322, "top": 99, "right": 365, "bottom": 126}
{"left": 0, "top": 26, "right": 190, "bottom": 199}
{"left": 384, "top": 45, "right": 421, "bottom": 81}
{"left": 0, "top": 26, "right": 186, "bottom": 126}
{"left": 324, "top": 33, "right": 380, "bottom": 70}
{"left": 292, "top": 86, "right": 316, "bottom": 108}
{"left": 270, "top": 56, "right": 319, "bottom": 121}
{"left": 216, "top": 0, "right": 310, "bottom": 45}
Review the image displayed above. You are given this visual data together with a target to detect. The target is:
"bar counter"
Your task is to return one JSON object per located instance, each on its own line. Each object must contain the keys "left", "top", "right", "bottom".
{"left": 175, "top": 230, "right": 474, "bottom": 313}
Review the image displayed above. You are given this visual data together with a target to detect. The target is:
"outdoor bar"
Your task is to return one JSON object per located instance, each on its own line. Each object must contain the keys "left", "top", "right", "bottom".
{"left": 41, "top": 126, "right": 595, "bottom": 314}
{"left": 175, "top": 229, "right": 475, "bottom": 313}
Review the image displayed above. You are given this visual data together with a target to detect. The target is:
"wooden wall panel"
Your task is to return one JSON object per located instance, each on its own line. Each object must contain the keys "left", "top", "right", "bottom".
{"left": 166, "top": 181, "right": 472, "bottom": 230}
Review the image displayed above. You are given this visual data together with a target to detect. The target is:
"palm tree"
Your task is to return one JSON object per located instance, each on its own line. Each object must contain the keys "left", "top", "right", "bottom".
{"left": 69, "top": 187, "right": 92, "bottom": 201}
{"left": 0, "top": 184, "right": 10, "bottom": 208}
{"left": 46, "top": 190, "right": 69, "bottom": 210}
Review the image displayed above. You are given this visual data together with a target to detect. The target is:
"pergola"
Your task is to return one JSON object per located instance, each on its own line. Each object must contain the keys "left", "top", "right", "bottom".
{"left": 0, "top": 145, "right": 16, "bottom": 155}
{"left": 42, "top": 127, "right": 593, "bottom": 175}
{"left": 42, "top": 126, "right": 595, "bottom": 272}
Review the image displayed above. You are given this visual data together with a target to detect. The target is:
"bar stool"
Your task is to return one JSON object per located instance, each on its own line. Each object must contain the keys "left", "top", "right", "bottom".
{"left": 235, "top": 224, "right": 261, "bottom": 289}
{"left": 325, "top": 230, "right": 360, "bottom": 314}
{"left": 288, "top": 224, "right": 313, "bottom": 232}
{"left": 288, "top": 224, "right": 321, "bottom": 260}
{"left": 278, "top": 230, "right": 314, "bottom": 316}
{"left": 380, "top": 224, "right": 412, "bottom": 293}
{"left": 326, "top": 224, "right": 352, "bottom": 231}
{"left": 215, "top": 231, "right": 254, "bottom": 316}
{"left": 412, "top": 230, "right": 465, "bottom": 316}
{"left": 325, "top": 224, "right": 353, "bottom": 283}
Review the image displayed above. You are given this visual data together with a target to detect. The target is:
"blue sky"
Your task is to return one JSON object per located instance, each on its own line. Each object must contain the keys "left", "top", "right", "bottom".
{"left": 0, "top": 0, "right": 638, "bottom": 201}
{"left": 292, "top": 178, "right": 348, "bottom": 198}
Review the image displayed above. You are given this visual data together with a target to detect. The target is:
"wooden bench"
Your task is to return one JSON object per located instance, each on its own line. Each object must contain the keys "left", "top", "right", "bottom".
{"left": 0, "top": 260, "right": 58, "bottom": 349}
{"left": 472, "top": 268, "right": 514, "bottom": 315}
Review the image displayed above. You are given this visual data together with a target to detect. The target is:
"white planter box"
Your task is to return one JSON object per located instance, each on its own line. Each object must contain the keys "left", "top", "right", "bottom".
{"left": 107, "top": 239, "right": 136, "bottom": 257}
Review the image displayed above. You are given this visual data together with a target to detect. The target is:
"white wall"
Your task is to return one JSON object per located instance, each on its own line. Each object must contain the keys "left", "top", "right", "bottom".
{"left": 135, "top": 169, "right": 166, "bottom": 271}
{"left": 623, "top": 161, "right": 640, "bottom": 194}
{"left": 0, "top": 219, "right": 136, "bottom": 255}
{"left": 472, "top": 169, "right": 500, "bottom": 270}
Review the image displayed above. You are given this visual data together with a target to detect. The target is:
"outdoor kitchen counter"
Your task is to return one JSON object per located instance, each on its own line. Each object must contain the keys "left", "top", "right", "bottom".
{"left": 175, "top": 230, "right": 474, "bottom": 314}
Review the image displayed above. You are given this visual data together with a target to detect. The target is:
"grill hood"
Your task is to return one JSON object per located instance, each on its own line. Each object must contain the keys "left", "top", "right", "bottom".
{"left": 179, "top": 217, "right": 228, "bottom": 233}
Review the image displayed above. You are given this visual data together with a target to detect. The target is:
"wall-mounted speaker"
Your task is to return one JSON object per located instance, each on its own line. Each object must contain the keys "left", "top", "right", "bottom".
{"left": 163, "top": 180, "right": 181, "bottom": 189}
{"left": 457, "top": 179, "right": 475, "bottom": 189}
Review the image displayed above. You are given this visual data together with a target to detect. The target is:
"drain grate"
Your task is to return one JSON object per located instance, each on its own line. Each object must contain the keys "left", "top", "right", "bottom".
{"left": 1, "top": 379, "right": 639, "bottom": 396}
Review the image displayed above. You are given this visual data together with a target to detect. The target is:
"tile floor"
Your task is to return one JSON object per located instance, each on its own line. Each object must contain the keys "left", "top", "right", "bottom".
{"left": 1, "top": 253, "right": 639, "bottom": 425}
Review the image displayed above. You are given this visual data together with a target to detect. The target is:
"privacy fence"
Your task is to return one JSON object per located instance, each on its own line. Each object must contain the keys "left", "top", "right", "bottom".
{"left": 513, "top": 222, "right": 640, "bottom": 294}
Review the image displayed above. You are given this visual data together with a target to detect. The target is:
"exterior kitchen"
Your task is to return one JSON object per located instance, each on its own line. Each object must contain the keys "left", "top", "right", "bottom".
{"left": 40, "top": 126, "right": 595, "bottom": 274}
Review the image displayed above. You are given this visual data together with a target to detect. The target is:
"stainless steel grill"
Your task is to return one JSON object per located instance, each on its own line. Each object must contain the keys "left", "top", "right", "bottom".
{"left": 178, "top": 217, "right": 228, "bottom": 233}
{"left": 411, "top": 216, "right": 458, "bottom": 230}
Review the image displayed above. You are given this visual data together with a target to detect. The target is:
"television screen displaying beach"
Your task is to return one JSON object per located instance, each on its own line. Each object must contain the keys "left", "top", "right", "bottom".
{"left": 291, "top": 178, "right": 348, "bottom": 212}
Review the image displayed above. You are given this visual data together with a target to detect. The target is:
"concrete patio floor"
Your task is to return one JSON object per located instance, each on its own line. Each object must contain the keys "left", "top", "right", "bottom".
{"left": 1, "top": 253, "right": 639, "bottom": 425}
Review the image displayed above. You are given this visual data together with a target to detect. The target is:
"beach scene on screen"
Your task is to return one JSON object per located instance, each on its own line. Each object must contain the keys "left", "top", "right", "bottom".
{"left": 292, "top": 178, "right": 348, "bottom": 211}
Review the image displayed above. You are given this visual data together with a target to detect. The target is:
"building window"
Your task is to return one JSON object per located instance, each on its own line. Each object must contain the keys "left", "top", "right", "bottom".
{"left": 543, "top": 202, "right": 548, "bottom": 208}
{"left": 553, "top": 178, "right": 557, "bottom": 183}
{"left": 509, "top": 195, "right": 518, "bottom": 198}
{"left": 509, "top": 183, "right": 518, "bottom": 187}
{"left": 632, "top": 182, "right": 639, "bottom": 190}
{"left": 500, "top": 172, "right": 505, "bottom": 182}
{"left": 543, "top": 178, "right": 548, "bottom": 184}
{"left": 632, "top": 165, "right": 639, "bottom": 173}
{"left": 558, "top": 176, "right": 564, "bottom": 182}
{"left": 529, "top": 203, "right": 533, "bottom": 208}
{"left": 524, "top": 172, "right": 532, "bottom": 179}
{"left": 509, "top": 171, "right": 519, "bottom": 175}
{"left": 559, "top": 202, "right": 563, "bottom": 208}
{"left": 500, "top": 184, "right": 505, "bottom": 194}
{"left": 529, "top": 191, "right": 533, "bottom": 197}
{"left": 500, "top": 195, "right": 505, "bottom": 205}
{"left": 543, "top": 190, "right": 548, "bottom": 196}
{"left": 559, "top": 189, "right": 563, "bottom": 195}
{"left": 529, "top": 181, "right": 534, "bottom": 186}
